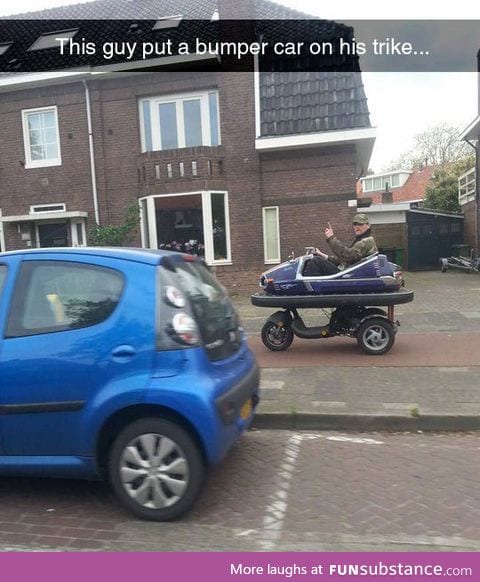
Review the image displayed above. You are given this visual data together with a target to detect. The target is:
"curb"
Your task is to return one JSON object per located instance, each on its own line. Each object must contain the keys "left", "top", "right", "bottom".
{"left": 252, "top": 413, "right": 480, "bottom": 432}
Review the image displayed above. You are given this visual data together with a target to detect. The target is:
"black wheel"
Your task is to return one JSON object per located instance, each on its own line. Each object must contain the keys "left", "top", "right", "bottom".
{"left": 261, "top": 321, "right": 294, "bottom": 351}
{"left": 356, "top": 317, "right": 395, "bottom": 355}
{"left": 108, "top": 418, "right": 205, "bottom": 521}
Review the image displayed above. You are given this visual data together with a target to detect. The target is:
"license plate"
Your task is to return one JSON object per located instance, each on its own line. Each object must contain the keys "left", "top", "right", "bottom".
{"left": 239, "top": 398, "right": 253, "bottom": 420}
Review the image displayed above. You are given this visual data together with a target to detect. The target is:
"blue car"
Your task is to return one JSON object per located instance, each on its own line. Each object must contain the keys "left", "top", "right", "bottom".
{"left": 0, "top": 248, "right": 259, "bottom": 521}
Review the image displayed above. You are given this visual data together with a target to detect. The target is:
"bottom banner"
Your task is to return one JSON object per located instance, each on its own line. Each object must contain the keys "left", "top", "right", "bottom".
{"left": 0, "top": 552, "right": 476, "bottom": 581}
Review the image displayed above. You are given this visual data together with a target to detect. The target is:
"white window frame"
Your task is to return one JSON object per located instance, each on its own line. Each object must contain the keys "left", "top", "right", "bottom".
{"left": 262, "top": 206, "right": 281, "bottom": 264}
{"left": 139, "top": 90, "right": 220, "bottom": 152}
{"left": 22, "top": 105, "right": 62, "bottom": 169}
{"left": 139, "top": 191, "right": 232, "bottom": 265}
{"left": 71, "top": 220, "right": 86, "bottom": 247}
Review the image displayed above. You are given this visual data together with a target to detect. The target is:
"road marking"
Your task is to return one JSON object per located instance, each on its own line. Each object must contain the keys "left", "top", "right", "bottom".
{"left": 326, "top": 435, "right": 384, "bottom": 445}
{"left": 261, "top": 433, "right": 303, "bottom": 550}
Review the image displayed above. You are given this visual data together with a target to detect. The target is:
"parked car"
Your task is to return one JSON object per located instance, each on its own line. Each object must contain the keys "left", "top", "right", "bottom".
{"left": 0, "top": 248, "right": 259, "bottom": 521}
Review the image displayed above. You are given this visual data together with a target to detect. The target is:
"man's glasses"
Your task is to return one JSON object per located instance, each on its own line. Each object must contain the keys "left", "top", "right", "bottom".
{"left": 352, "top": 222, "right": 362, "bottom": 226}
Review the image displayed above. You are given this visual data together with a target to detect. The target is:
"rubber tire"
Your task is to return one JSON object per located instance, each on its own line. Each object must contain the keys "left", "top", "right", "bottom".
{"left": 261, "top": 321, "right": 294, "bottom": 351}
{"left": 108, "top": 418, "right": 205, "bottom": 521}
{"left": 356, "top": 317, "right": 395, "bottom": 355}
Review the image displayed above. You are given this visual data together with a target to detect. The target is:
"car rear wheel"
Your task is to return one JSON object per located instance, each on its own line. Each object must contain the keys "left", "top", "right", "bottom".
{"left": 261, "top": 321, "right": 294, "bottom": 351}
{"left": 108, "top": 418, "right": 205, "bottom": 521}
{"left": 356, "top": 317, "right": 395, "bottom": 355}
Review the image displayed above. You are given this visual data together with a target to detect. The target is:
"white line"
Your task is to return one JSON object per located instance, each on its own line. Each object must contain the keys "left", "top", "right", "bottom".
{"left": 260, "top": 433, "right": 303, "bottom": 550}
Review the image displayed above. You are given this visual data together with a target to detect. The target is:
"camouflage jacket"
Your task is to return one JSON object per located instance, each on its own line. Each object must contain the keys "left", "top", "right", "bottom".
{"left": 327, "top": 231, "right": 378, "bottom": 268}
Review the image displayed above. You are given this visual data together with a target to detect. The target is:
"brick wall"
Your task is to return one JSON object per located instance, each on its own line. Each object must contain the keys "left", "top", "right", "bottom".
{"left": 0, "top": 83, "right": 94, "bottom": 226}
{"left": 259, "top": 145, "right": 359, "bottom": 260}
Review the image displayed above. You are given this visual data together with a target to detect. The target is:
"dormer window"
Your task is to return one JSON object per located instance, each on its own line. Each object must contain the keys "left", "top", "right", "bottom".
{"left": 28, "top": 29, "right": 78, "bottom": 51}
{"left": 152, "top": 16, "right": 183, "bottom": 31}
{"left": 0, "top": 42, "right": 12, "bottom": 56}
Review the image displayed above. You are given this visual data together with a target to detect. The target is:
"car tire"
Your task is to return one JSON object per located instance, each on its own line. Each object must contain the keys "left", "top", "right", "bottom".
{"left": 356, "top": 317, "right": 395, "bottom": 355}
{"left": 108, "top": 418, "right": 205, "bottom": 521}
{"left": 261, "top": 321, "right": 294, "bottom": 351}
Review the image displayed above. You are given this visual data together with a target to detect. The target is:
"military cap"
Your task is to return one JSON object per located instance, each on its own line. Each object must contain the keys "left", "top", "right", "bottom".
{"left": 352, "top": 213, "right": 370, "bottom": 225}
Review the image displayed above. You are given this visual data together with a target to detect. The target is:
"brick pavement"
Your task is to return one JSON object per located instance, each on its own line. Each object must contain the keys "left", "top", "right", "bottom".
{"left": 0, "top": 431, "right": 478, "bottom": 552}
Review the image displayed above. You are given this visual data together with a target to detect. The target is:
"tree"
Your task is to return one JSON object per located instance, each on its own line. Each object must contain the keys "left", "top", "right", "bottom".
{"left": 385, "top": 123, "right": 472, "bottom": 171}
{"left": 89, "top": 201, "right": 140, "bottom": 246}
{"left": 423, "top": 157, "right": 474, "bottom": 213}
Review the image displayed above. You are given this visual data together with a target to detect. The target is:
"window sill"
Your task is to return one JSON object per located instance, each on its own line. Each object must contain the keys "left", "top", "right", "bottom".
{"left": 25, "top": 160, "right": 62, "bottom": 170}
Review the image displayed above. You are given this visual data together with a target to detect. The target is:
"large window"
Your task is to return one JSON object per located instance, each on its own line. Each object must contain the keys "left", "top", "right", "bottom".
{"left": 262, "top": 206, "right": 280, "bottom": 264}
{"left": 22, "top": 106, "right": 61, "bottom": 168}
{"left": 140, "top": 91, "right": 221, "bottom": 152}
{"left": 140, "top": 191, "right": 231, "bottom": 265}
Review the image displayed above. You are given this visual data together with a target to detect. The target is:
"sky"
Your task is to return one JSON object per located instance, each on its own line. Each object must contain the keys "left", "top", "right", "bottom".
{"left": 0, "top": 0, "right": 479, "bottom": 172}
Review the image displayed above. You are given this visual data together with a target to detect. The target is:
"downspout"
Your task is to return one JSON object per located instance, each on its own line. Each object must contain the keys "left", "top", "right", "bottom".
{"left": 83, "top": 80, "right": 100, "bottom": 225}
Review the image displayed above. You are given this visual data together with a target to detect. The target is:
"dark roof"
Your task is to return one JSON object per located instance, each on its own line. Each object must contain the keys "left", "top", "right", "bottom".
{"left": 260, "top": 71, "right": 370, "bottom": 136}
{"left": 1, "top": 0, "right": 308, "bottom": 20}
{"left": 0, "top": 0, "right": 371, "bottom": 135}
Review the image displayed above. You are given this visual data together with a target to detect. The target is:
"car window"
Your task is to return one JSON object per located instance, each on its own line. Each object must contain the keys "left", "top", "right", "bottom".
{"left": 0, "top": 265, "right": 6, "bottom": 295}
{"left": 6, "top": 261, "right": 124, "bottom": 338}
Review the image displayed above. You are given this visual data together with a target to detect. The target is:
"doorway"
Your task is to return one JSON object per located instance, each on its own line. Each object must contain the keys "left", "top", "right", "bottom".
{"left": 38, "top": 222, "right": 69, "bottom": 247}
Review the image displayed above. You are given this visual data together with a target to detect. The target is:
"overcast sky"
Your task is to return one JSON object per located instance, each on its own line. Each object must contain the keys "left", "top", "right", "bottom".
{"left": 0, "top": 0, "right": 478, "bottom": 172}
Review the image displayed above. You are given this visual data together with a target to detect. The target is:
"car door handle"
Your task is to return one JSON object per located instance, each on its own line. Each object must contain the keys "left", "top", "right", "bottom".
{"left": 111, "top": 345, "right": 136, "bottom": 362}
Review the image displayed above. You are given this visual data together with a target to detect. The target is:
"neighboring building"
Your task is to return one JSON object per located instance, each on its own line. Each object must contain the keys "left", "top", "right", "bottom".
{"left": 357, "top": 166, "right": 435, "bottom": 205}
{"left": 0, "top": 0, "right": 375, "bottom": 292}
{"left": 362, "top": 202, "right": 463, "bottom": 270}
{"left": 356, "top": 165, "right": 454, "bottom": 269}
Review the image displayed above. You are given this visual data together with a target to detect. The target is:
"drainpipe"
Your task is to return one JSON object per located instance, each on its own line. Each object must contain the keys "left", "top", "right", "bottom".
{"left": 83, "top": 80, "right": 100, "bottom": 225}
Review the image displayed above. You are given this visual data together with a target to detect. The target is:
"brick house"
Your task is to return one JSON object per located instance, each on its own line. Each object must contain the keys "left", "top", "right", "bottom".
{"left": 0, "top": 0, "right": 375, "bottom": 292}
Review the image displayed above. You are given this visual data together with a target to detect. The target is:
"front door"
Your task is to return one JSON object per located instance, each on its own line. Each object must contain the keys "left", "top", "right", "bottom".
{"left": 38, "top": 222, "right": 69, "bottom": 247}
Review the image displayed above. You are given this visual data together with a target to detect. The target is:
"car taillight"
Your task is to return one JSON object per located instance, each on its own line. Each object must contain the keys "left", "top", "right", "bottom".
{"left": 171, "top": 312, "right": 200, "bottom": 345}
{"left": 165, "top": 285, "right": 186, "bottom": 308}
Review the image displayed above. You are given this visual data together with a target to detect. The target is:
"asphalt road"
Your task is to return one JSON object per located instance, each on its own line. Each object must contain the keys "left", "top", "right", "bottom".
{"left": 0, "top": 430, "right": 478, "bottom": 552}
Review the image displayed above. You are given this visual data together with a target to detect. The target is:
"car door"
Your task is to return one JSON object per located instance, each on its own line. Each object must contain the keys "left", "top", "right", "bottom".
{"left": 0, "top": 254, "right": 155, "bottom": 457}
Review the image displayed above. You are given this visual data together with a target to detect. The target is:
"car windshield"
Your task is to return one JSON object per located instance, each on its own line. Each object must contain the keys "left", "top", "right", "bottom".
{"left": 172, "top": 260, "right": 242, "bottom": 360}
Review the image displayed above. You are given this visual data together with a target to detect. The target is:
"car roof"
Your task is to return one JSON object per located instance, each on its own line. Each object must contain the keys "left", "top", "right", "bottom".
{"left": 0, "top": 247, "right": 186, "bottom": 266}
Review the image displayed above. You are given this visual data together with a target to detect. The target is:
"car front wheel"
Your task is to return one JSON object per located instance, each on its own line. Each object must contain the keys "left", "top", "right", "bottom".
{"left": 108, "top": 418, "right": 205, "bottom": 521}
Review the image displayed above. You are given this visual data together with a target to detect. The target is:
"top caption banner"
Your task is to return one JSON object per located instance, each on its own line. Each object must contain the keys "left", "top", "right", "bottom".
{"left": 0, "top": 20, "right": 479, "bottom": 73}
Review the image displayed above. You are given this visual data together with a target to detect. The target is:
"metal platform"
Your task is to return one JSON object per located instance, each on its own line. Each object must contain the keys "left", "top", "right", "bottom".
{"left": 251, "top": 288, "right": 414, "bottom": 309}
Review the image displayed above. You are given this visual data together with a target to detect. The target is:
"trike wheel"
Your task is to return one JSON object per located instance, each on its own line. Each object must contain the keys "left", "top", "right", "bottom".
{"left": 261, "top": 321, "right": 294, "bottom": 351}
{"left": 356, "top": 317, "right": 395, "bottom": 355}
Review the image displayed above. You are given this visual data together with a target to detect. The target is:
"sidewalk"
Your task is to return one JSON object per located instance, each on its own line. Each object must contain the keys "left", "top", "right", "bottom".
{"left": 232, "top": 269, "right": 480, "bottom": 431}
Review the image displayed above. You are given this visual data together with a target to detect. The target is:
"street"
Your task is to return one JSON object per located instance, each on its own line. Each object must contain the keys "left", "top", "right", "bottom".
{"left": 0, "top": 430, "right": 478, "bottom": 552}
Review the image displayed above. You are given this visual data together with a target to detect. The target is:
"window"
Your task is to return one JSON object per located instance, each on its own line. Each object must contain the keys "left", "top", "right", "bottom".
{"left": 152, "top": 16, "right": 183, "bottom": 30}
{"left": 22, "top": 106, "right": 61, "bottom": 168}
{"left": 262, "top": 207, "right": 280, "bottom": 264}
{"left": 30, "top": 203, "right": 66, "bottom": 214}
{"left": 0, "top": 42, "right": 12, "bottom": 55}
{"left": 140, "top": 91, "right": 221, "bottom": 152}
{"left": 29, "top": 29, "right": 78, "bottom": 51}
{"left": 140, "top": 191, "right": 231, "bottom": 265}
{"left": 6, "top": 262, "right": 124, "bottom": 338}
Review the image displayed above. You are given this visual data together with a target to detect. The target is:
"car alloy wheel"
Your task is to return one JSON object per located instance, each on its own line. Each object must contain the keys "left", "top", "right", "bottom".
{"left": 109, "top": 418, "right": 205, "bottom": 521}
